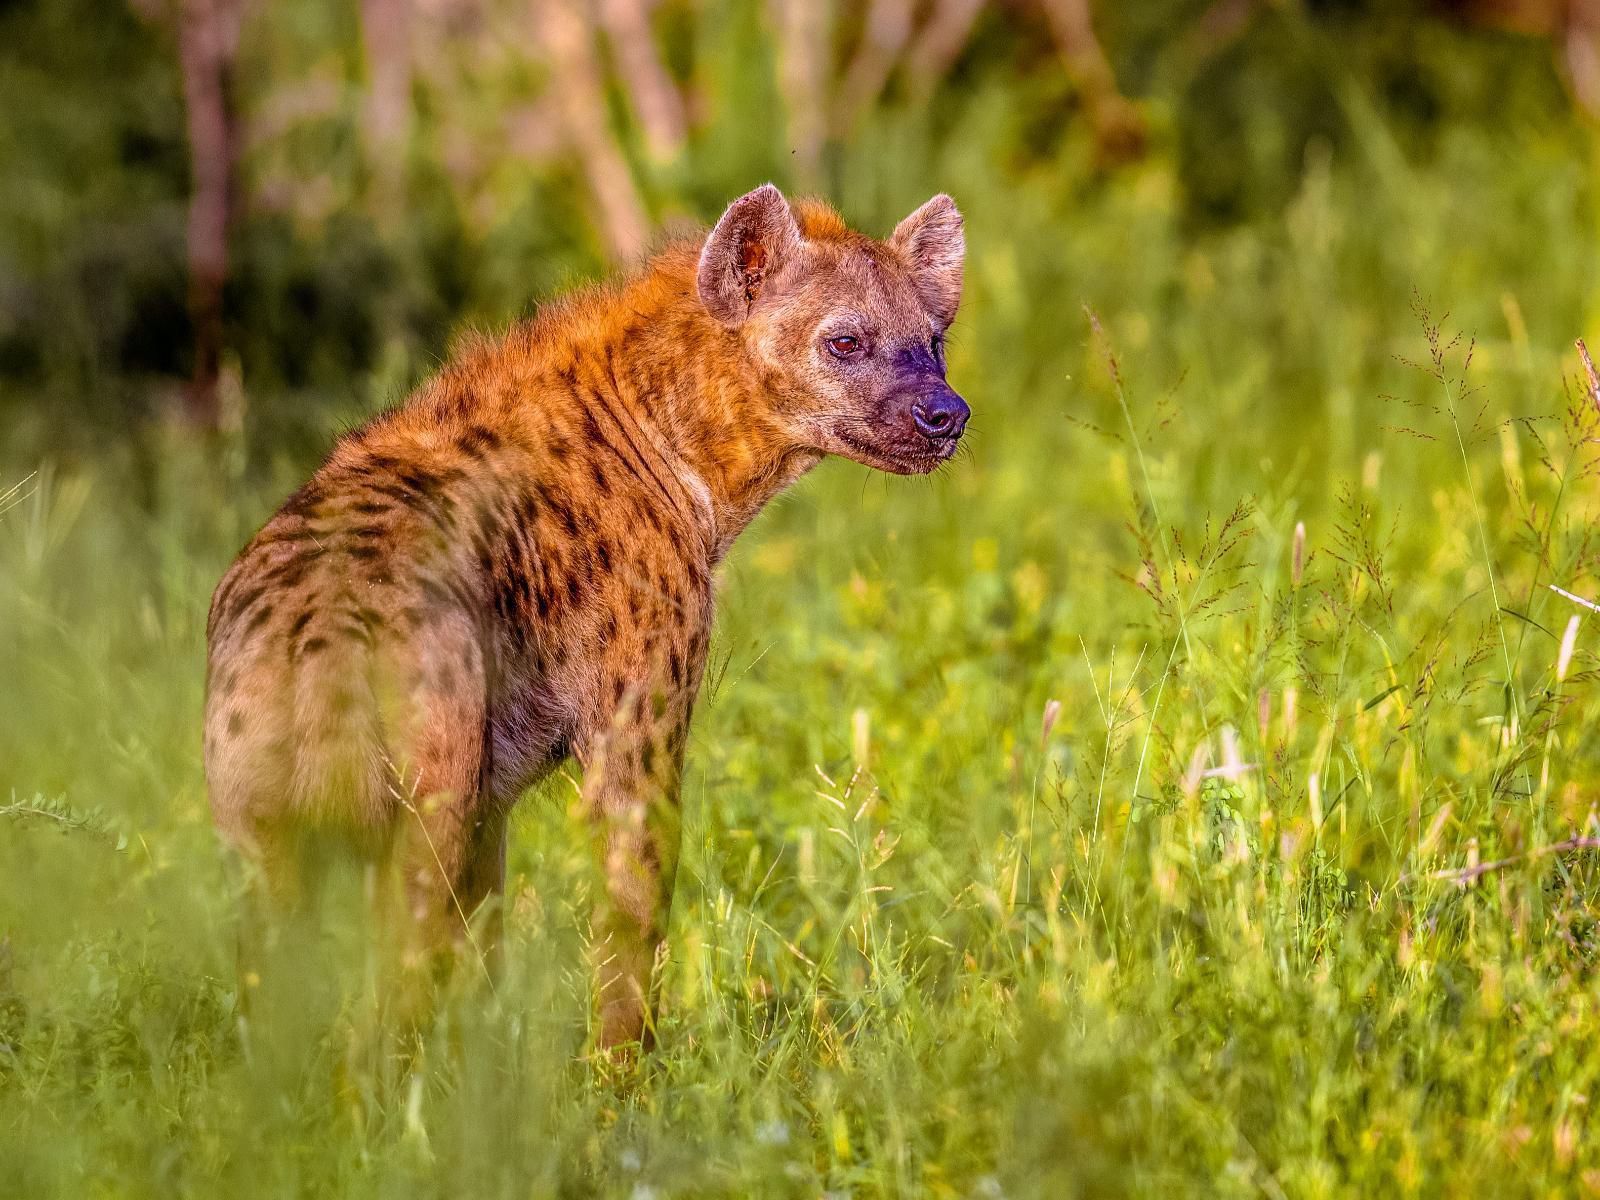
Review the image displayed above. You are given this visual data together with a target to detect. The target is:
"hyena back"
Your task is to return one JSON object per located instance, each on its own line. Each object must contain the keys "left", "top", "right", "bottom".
{"left": 204, "top": 184, "right": 969, "bottom": 1048}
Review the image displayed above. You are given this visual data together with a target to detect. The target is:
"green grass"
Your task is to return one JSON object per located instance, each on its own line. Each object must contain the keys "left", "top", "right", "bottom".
{"left": 6, "top": 76, "right": 1600, "bottom": 1199}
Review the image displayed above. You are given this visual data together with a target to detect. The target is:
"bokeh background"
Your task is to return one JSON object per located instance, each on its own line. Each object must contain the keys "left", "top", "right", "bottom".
{"left": 6, "top": 2, "right": 1600, "bottom": 1197}
{"left": 5, "top": 0, "right": 1597, "bottom": 459}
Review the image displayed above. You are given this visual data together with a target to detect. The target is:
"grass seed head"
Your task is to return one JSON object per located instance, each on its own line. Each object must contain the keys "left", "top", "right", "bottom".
{"left": 1558, "top": 614, "right": 1581, "bottom": 683}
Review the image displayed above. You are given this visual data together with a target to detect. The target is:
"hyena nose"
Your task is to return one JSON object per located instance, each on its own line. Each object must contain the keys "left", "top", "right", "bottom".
{"left": 912, "top": 387, "right": 970, "bottom": 440}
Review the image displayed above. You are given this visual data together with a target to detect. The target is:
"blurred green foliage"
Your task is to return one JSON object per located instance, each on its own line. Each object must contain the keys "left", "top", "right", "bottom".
{"left": 2, "top": 0, "right": 1591, "bottom": 457}
{"left": 4, "top": 0, "right": 1600, "bottom": 1196}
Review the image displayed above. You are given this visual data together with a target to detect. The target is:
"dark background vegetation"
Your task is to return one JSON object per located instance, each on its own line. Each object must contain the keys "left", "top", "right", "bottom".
{"left": 3, "top": 0, "right": 1591, "bottom": 459}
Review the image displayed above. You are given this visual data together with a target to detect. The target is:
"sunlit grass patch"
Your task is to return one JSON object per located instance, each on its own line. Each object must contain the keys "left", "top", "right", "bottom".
{"left": 5, "top": 134, "right": 1600, "bottom": 1200}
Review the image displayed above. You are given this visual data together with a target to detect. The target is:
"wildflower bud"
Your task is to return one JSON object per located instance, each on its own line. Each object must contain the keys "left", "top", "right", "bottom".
{"left": 1040, "top": 698, "right": 1061, "bottom": 749}
{"left": 1292, "top": 521, "right": 1306, "bottom": 587}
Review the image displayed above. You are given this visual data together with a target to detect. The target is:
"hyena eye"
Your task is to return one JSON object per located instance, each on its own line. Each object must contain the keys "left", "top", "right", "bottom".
{"left": 826, "top": 335, "right": 862, "bottom": 358}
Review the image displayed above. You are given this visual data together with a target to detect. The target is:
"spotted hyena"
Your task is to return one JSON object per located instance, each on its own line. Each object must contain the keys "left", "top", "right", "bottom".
{"left": 204, "top": 184, "right": 968, "bottom": 1047}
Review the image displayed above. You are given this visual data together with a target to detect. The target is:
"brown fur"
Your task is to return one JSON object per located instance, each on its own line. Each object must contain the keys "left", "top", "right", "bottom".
{"left": 204, "top": 185, "right": 967, "bottom": 1048}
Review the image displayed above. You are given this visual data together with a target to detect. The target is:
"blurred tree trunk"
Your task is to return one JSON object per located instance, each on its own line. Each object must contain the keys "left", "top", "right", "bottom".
{"left": 1039, "top": 0, "right": 1146, "bottom": 164}
{"left": 535, "top": 0, "right": 649, "bottom": 261}
{"left": 1564, "top": 0, "right": 1600, "bottom": 115}
{"left": 835, "top": 0, "right": 916, "bottom": 133}
{"left": 361, "top": 0, "right": 413, "bottom": 222}
{"left": 596, "top": 0, "right": 686, "bottom": 164}
{"left": 1448, "top": 0, "right": 1600, "bottom": 114}
{"left": 770, "top": 0, "right": 829, "bottom": 185}
{"left": 177, "top": 0, "right": 247, "bottom": 430}
{"left": 905, "top": 0, "right": 986, "bottom": 99}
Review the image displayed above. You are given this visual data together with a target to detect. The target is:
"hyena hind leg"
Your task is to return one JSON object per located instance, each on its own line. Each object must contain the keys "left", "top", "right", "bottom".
{"left": 386, "top": 796, "right": 508, "bottom": 984}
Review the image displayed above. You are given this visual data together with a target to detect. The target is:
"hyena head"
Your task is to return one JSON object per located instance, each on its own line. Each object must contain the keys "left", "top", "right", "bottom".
{"left": 697, "top": 183, "right": 967, "bottom": 475}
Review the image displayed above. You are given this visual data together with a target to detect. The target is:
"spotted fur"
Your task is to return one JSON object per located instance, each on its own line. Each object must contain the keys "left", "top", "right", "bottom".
{"left": 204, "top": 185, "right": 968, "bottom": 1047}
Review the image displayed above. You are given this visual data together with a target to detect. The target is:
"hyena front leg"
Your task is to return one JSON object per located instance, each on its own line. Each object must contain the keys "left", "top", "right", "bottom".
{"left": 580, "top": 684, "right": 690, "bottom": 1050}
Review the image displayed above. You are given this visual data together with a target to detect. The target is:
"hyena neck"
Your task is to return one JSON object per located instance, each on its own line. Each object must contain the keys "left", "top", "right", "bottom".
{"left": 596, "top": 250, "right": 822, "bottom": 561}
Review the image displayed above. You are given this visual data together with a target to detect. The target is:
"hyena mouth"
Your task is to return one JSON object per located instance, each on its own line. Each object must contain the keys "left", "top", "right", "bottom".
{"left": 835, "top": 429, "right": 951, "bottom": 475}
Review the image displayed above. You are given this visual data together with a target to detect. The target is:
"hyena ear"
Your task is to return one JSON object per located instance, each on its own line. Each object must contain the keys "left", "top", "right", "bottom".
{"left": 890, "top": 193, "right": 964, "bottom": 330}
{"left": 697, "top": 183, "right": 803, "bottom": 327}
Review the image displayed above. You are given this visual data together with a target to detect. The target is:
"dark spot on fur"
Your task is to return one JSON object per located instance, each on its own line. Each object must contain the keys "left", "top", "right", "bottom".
{"left": 301, "top": 636, "right": 328, "bottom": 656}
{"left": 491, "top": 572, "right": 520, "bottom": 627}
{"left": 270, "top": 561, "right": 311, "bottom": 589}
{"left": 554, "top": 499, "right": 579, "bottom": 538}
{"left": 228, "top": 585, "right": 267, "bottom": 624}
{"left": 280, "top": 482, "right": 326, "bottom": 517}
{"left": 397, "top": 467, "right": 440, "bottom": 494}
{"left": 460, "top": 426, "right": 502, "bottom": 455}
{"left": 347, "top": 544, "right": 382, "bottom": 561}
{"left": 513, "top": 491, "right": 539, "bottom": 528}
{"left": 368, "top": 481, "right": 419, "bottom": 505}
{"left": 226, "top": 710, "right": 244, "bottom": 736}
{"left": 338, "top": 610, "right": 381, "bottom": 647}
{"left": 289, "top": 610, "right": 314, "bottom": 640}
{"left": 590, "top": 461, "right": 610, "bottom": 495}
{"left": 245, "top": 604, "right": 275, "bottom": 635}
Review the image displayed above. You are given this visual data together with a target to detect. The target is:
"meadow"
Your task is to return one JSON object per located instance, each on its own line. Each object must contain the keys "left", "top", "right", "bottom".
{"left": 6, "top": 6, "right": 1600, "bottom": 1196}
